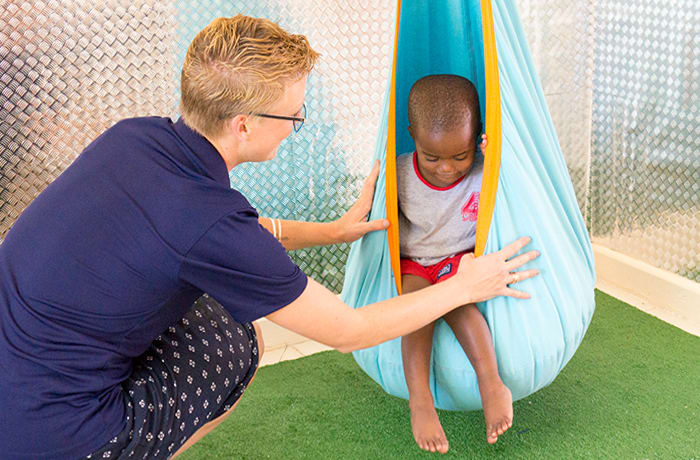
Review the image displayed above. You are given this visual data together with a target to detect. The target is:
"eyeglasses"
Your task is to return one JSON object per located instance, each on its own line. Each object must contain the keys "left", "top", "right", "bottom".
{"left": 254, "top": 103, "right": 306, "bottom": 132}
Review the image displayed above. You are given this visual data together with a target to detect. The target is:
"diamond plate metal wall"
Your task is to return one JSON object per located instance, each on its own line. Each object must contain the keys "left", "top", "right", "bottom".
{"left": 0, "top": 0, "right": 178, "bottom": 235}
{"left": 1, "top": 1, "right": 697, "bottom": 290}
{"left": 591, "top": 1, "right": 699, "bottom": 282}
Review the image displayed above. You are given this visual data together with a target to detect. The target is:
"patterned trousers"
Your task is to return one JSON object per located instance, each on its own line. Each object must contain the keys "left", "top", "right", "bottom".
{"left": 84, "top": 295, "right": 259, "bottom": 459}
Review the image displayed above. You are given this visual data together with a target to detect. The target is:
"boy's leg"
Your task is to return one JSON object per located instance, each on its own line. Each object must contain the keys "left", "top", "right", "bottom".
{"left": 401, "top": 274, "right": 450, "bottom": 454}
{"left": 443, "top": 305, "right": 512, "bottom": 444}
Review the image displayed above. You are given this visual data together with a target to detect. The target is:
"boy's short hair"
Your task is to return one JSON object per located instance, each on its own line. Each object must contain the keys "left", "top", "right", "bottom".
{"left": 180, "top": 15, "right": 320, "bottom": 138}
{"left": 408, "top": 74, "right": 481, "bottom": 136}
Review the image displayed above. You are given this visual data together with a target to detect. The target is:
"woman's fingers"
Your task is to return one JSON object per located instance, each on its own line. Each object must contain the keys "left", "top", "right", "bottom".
{"left": 455, "top": 237, "right": 539, "bottom": 303}
{"left": 498, "top": 236, "right": 532, "bottom": 260}
{"left": 358, "top": 218, "right": 390, "bottom": 235}
{"left": 507, "top": 268, "right": 539, "bottom": 285}
{"left": 360, "top": 160, "right": 380, "bottom": 200}
{"left": 346, "top": 160, "right": 380, "bottom": 219}
{"left": 502, "top": 269, "right": 538, "bottom": 299}
{"left": 505, "top": 250, "right": 540, "bottom": 271}
{"left": 493, "top": 237, "right": 540, "bottom": 300}
{"left": 504, "top": 287, "right": 532, "bottom": 299}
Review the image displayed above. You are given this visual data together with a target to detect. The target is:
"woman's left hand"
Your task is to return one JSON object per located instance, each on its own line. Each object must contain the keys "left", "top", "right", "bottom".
{"left": 332, "top": 160, "right": 389, "bottom": 244}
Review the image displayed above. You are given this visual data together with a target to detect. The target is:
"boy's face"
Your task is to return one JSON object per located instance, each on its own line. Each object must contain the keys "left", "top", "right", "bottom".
{"left": 410, "top": 122, "right": 478, "bottom": 188}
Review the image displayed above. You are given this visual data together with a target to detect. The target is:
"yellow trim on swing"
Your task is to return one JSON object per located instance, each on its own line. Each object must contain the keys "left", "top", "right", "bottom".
{"left": 475, "top": 0, "right": 501, "bottom": 257}
{"left": 386, "top": 0, "right": 402, "bottom": 294}
{"left": 386, "top": 0, "right": 500, "bottom": 294}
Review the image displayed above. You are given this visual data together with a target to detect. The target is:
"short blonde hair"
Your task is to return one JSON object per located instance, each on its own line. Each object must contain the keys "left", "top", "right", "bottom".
{"left": 180, "top": 15, "right": 319, "bottom": 138}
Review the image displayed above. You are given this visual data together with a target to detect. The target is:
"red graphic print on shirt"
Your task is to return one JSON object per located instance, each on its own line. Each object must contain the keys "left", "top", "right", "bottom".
{"left": 462, "top": 192, "right": 480, "bottom": 222}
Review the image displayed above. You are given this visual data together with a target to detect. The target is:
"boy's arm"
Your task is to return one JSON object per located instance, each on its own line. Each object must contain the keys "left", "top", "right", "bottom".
{"left": 259, "top": 161, "right": 389, "bottom": 250}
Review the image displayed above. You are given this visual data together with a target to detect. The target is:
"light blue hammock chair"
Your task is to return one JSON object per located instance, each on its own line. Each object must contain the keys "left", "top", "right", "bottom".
{"left": 340, "top": 0, "right": 596, "bottom": 411}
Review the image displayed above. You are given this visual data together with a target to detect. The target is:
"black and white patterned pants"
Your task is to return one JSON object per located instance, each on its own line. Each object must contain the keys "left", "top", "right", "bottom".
{"left": 84, "top": 295, "right": 259, "bottom": 459}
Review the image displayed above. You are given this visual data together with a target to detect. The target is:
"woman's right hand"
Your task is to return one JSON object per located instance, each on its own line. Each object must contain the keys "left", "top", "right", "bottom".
{"left": 454, "top": 237, "right": 540, "bottom": 303}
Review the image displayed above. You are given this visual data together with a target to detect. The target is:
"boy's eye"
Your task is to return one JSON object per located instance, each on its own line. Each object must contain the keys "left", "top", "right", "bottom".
{"left": 424, "top": 157, "right": 439, "bottom": 162}
{"left": 454, "top": 155, "right": 468, "bottom": 161}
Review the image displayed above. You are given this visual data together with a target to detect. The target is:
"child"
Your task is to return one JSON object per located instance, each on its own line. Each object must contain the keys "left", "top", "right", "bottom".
{"left": 398, "top": 74, "right": 512, "bottom": 453}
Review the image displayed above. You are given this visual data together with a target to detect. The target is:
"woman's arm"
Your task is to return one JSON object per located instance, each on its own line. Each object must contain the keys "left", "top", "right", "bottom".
{"left": 266, "top": 237, "right": 539, "bottom": 352}
{"left": 259, "top": 161, "right": 389, "bottom": 250}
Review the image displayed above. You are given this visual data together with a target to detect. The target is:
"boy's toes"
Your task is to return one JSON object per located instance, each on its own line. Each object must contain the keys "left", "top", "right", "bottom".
{"left": 487, "top": 428, "right": 499, "bottom": 444}
{"left": 420, "top": 436, "right": 449, "bottom": 453}
{"left": 410, "top": 403, "right": 449, "bottom": 453}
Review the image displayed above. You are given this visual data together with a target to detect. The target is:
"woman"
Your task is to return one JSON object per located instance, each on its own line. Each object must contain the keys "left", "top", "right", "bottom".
{"left": 0, "top": 15, "right": 539, "bottom": 459}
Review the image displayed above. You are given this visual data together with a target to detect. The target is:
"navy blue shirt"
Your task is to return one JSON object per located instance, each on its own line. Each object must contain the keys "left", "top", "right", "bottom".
{"left": 0, "top": 117, "right": 308, "bottom": 459}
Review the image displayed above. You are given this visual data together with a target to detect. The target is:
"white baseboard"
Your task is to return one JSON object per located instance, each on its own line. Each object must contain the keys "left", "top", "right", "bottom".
{"left": 593, "top": 243, "right": 700, "bottom": 337}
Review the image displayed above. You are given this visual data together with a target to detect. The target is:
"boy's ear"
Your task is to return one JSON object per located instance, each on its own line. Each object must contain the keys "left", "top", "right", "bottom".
{"left": 407, "top": 125, "right": 414, "bottom": 139}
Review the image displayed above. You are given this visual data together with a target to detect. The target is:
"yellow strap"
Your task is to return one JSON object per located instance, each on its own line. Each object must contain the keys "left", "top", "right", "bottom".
{"left": 475, "top": 0, "right": 501, "bottom": 257}
{"left": 386, "top": 0, "right": 500, "bottom": 293}
{"left": 386, "top": 0, "right": 402, "bottom": 294}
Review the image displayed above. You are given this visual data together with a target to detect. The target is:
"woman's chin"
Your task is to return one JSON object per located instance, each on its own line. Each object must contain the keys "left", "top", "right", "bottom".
{"left": 252, "top": 151, "right": 277, "bottom": 162}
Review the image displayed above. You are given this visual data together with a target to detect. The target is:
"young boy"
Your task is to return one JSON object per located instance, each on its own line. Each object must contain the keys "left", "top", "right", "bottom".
{"left": 398, "top": 74, "right": 512, "bottom": 453}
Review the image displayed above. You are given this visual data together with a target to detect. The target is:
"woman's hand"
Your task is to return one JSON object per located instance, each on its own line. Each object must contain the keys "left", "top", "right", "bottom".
{"left": 454, "top": 237, "right": 540, "bottom": 303}
{"left": 331, "top": 160, "right": 389, "bottom": 243}
{"left": 258, "top": 161, "right": 387, "bottom": 250}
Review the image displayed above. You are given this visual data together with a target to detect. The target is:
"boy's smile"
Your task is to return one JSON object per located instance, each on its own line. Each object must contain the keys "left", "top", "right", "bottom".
{"left": 409, "top": 124, "right": 478, "bottom": 188}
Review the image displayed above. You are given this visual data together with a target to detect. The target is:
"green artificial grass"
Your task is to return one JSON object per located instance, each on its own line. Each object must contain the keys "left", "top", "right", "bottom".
{"left": 182, "top": 291, "right": 700, "bottom": 459}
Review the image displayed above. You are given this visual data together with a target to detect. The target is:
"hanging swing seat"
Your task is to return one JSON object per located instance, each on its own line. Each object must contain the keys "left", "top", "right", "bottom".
{"left": 340, "top": 0, "right": 596, "bottom": 411}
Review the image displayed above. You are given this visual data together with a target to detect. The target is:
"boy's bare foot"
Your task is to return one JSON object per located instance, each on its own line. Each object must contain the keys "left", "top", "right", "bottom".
{"left": 409, "top": 400, "right": 450, "bottom": 454}
{"left": 480, "top": 381, "right": 513, "bottom": 444}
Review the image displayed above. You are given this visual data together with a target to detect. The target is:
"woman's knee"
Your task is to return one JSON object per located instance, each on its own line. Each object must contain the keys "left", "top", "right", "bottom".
{"left": 253, "top": 320, "right": 265, "bottom": 358}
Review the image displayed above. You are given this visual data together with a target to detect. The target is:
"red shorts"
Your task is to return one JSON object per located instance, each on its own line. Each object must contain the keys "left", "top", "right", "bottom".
{"left": 400, "top": 251, "right": 470, "bottom": 285}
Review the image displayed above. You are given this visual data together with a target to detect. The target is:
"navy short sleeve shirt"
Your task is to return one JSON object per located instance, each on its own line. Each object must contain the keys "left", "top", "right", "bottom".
{"left": 0, "top": 117, "right": 307, "bottom": 458}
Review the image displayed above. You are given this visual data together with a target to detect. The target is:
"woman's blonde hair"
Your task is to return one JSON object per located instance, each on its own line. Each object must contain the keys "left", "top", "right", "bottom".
{"left": 180, "top": 15, "right": 319, "bottom": 138}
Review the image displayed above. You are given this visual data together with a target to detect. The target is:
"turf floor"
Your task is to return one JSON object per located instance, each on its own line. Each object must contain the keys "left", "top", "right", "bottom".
{"left": 181, "top": 290, "right": 700, "bottom": 459}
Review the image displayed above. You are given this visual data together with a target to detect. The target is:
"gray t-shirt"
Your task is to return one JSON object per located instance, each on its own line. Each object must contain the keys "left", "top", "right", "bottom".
{"left": 398, "top": 150, "right": 484, "bottom": 266}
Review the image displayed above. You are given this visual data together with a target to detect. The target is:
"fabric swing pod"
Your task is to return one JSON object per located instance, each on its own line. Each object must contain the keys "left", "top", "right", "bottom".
{"left": 340, "top": 0, "right": 596, "bottom": 411}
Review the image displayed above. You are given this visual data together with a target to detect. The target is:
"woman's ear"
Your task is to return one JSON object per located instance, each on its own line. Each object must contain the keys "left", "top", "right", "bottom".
{"left": 229, "top": 114, "right": 250, "bottom": 141}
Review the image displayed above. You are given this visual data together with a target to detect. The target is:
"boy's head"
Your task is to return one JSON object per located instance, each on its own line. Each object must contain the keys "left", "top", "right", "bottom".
{"left": 407, "top": 74, "right": 481, "bottom": 188}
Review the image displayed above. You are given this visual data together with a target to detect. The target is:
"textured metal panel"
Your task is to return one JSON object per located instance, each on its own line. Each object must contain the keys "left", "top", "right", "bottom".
{"left": 590, "top": 1, "right": 699, "bottom": 282}
{"left": 0, "top": 0, "right": 178, "bottom": 235}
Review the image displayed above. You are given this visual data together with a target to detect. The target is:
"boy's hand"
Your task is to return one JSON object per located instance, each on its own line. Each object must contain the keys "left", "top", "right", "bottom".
{"left": 331, "top": 160, "right": 389, "bottom": 243}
